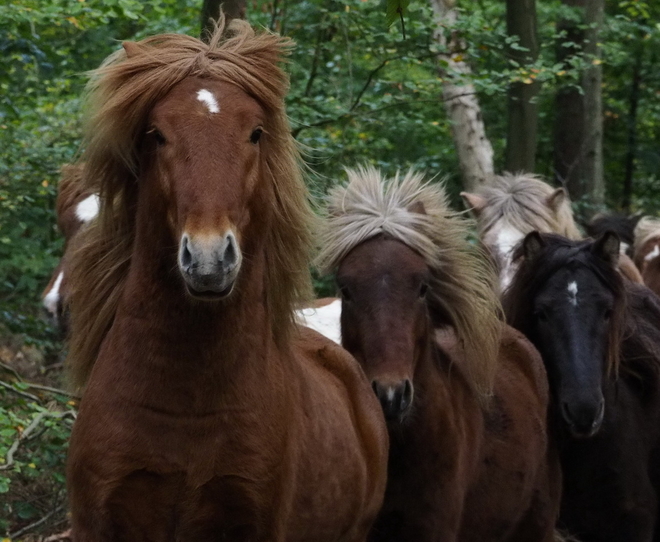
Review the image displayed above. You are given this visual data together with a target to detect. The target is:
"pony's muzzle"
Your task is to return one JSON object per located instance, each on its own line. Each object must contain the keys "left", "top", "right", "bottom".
{"left": 178, "top": 231, "right": 241, "bottom": 299}
{"left": 371, "top": 379, "right": 413, "bottom": 422}
{"left": 561, "top": 396, "right": 605, "bottom": 438}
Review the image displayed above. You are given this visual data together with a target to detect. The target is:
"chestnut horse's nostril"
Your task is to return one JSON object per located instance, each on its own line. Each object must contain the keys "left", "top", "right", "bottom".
{"left": 222, "top": 233, "right": 238, "bottom": 269}
{"left": 400, "top": 379, "right": 413, "bottom": 412}
{"left": 180, "top": 235, "right": 192, "bottom": 270}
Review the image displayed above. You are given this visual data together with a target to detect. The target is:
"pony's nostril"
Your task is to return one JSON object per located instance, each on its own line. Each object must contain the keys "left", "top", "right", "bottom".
{"left": 180, "top": 237, "right": 193, "bottom": 269}
{"left": 223, "top": 234, "right": 238, "bottom": 268}
{"left": 371, "top": 380, "right": 379, "bottom": 396}
{"left": 401, "top": 379, "right": 413, "bottom": 410}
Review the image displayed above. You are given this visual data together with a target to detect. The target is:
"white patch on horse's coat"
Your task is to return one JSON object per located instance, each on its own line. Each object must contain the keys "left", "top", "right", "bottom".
{"left": 196, "top": 89, "right": 219, "bottom": 114}
{"left": 620, "top": 242, "right": 630, "bottom": 255}
{"left": 43, "top": 271, "right": 64, "bottom": 315}
{"left": 645, "top": 245, "right": 660, "bottom": 262}
{"left": 75, "top": 194, "right": 100, "bottom": 223}
{"left": 295, "top": 299, "right": 342, "bottom": 344}
{"left": 567, "top": 281, "right": 578, "bottom": 306}
{"left": 494, "top": 225, "right": 525, "bottom": 292}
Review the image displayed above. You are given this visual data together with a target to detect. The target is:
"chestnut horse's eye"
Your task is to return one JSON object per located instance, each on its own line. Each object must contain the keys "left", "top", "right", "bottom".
{"left": 149, "top": 128, "right": 166, "bottom": 146}
{"left": 250, "top": 128, "right": 263, "bottom": 144}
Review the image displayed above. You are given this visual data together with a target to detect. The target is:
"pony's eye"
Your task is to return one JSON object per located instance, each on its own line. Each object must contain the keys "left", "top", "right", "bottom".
{"left": 534, "top": 309, "right": 549, "bottom": 323}
{"left": 339, "top": 286, "right": 352, "bottom": 302}
{"left": 150, "top": 128, "right": 166, "bottom": 146}
{"left": 250, "top": 128, "right": 263, "bottom": 144}
{"left": 419, "top": 283, "right": 429, "bottom": 299}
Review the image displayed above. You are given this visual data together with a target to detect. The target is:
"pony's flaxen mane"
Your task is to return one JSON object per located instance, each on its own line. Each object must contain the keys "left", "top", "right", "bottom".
{"left": 634, "top": 217, "right": 660, "bottom": 255}
{"left": 67, "top": 16, "right": 313, "bottom": 391}
{"left": 475, "top": 173, "right": 581, "bottom": 239}
{"left": 316, "top": 166, "right": 502, "bottom": 397}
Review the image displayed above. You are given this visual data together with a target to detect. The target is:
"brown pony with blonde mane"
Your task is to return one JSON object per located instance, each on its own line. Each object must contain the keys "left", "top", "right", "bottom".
{"left": 318, "top": 166, "right": 561, "bottom": 541}
{"left": 66, "top": 19, "right": 387, "bottom": 540}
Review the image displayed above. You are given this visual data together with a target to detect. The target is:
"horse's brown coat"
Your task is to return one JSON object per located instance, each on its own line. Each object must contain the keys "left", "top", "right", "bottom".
{"left": 66, "top": 20, "right": 387, "bottom": 541}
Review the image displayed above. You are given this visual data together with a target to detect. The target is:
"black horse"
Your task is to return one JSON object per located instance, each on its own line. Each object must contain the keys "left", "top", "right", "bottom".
{"left": 504, "top": 231, "right": 660, "bottom": 542}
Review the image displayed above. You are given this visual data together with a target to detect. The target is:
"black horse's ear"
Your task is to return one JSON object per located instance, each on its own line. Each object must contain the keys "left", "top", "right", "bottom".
{"left": 523, "top": 231, "right": 545, "bottom": 260}
{"left": 593, "top": 231, "right": 620, "bottom": 265}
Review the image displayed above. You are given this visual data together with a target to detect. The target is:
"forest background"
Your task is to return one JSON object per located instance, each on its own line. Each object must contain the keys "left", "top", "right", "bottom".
{"left": 0, "top": 0, "right": 658, "bottom": 538}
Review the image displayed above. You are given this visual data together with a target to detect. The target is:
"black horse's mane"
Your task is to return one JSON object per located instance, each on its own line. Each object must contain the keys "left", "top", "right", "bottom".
{"left": 503, "top": 233, "right": 660, "bottom": 379}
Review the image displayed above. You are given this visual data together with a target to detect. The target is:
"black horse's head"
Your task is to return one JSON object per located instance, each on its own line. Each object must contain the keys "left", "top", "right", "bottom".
{"left": 504, "top": 231, "right": 624, "bottom": 438}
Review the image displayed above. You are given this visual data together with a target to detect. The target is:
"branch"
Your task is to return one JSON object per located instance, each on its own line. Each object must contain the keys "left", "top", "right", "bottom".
{"left": 0, "top": 380, "right": 40, "bottom": 402}
{"left": 9, "top": 504, "right": 66, "bottom": 539}
{"left": 0, "top": 411, "right": 76, "bottom": 472}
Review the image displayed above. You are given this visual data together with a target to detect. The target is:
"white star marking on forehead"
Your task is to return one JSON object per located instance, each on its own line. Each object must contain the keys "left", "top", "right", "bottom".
{"left": 567, "top": 281, "right": 578, "bottom": 307}
{"left": 196, "top": 89, "right": 219, "bottom": 114}
{"left": 645, "top": 245, "right": 660, "bottom": 262}
{"left": 75, "top": 194, "right": 100, "bottom": 223}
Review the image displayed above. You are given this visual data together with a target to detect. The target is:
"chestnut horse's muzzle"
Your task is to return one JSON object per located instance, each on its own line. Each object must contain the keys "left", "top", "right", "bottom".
{"left": 178, "top": 231, "right": 241, "bottom": 299}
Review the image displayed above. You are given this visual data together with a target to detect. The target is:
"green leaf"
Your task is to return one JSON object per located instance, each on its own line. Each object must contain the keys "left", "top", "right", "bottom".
{"left": 386, "top": 0, "right": 410, "bottom": 28}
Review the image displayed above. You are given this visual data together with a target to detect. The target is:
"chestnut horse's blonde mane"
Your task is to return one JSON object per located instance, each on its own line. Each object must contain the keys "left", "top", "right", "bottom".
{"left": 66, "top": 17, "right": 313, "bottom": 392}
{"left": 316, "top": 166, "right": 502, "bottom": 397}
{"left": 475, "top": 173, "right": 582, "bottom": 239}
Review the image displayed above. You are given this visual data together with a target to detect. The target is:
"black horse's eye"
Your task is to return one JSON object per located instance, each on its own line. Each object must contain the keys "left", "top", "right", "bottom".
{"left": 250, "top": 128, "right": 263, "bottom": 144}
{"left": 339, "top": 285, "right": 352, "bottom": 302}
{"left": 419, "top": 283, "right": 429, "bottom": 299}
{"left": 534, "top": 309, "right": 549, "bottom": 323}
{"left": 149, "top": 128, "right": 166, "bottom": 146}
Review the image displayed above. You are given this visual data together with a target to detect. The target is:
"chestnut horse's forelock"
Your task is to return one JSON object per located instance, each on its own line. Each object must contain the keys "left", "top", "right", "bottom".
{"left": 504, "top": 234, "right": 626, "bottom": 377}
{"left": 316, "top": 166, "right": 502, "bottom": 397}
{"left": 66, "top": 16, "right": 313, "bottom": 392}
{"left": 475, "top": 173, "right": 582, "bottom": 240}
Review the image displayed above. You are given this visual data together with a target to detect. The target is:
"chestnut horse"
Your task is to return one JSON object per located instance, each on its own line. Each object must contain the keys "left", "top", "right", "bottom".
{"left": 317, "top": 167, "right": 561, "bottom": 541}
{"left": 66, "top": 20, "right": 387, "bottom": 541}
{"left": 634, "top": 217, "right": 660, "bottom": 298}
{"left": 504, "top": 232, "right": 660, "bottom": 541}
{"left": 462, "top": 173, "right": 642, "bottom": 293}
{"left": 42, "top": 164, "right": 98, "bottom": 331}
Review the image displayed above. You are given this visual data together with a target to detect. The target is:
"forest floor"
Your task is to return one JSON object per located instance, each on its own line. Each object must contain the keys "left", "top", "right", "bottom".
{"left": 1, "top": 327, "right": 74, "bottom": 542}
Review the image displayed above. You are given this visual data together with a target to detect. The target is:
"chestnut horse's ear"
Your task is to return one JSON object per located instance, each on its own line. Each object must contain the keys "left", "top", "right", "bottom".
{"left": 460, "top": 192, "right": 486, "bottom": 217}
{"left": 407, "top": 201, "right": 426, "bottom": 215}
{"left": 592, "top": 231, "right": 620, "bottom": 266}
{"left": 523, "top": 231, "right": 545, "bottom": 260}
{"left": 122, "top": 41, "right": 145, "bottom": 58}
{"left": 546, "top": 187, "right": 567, "bottom": 212}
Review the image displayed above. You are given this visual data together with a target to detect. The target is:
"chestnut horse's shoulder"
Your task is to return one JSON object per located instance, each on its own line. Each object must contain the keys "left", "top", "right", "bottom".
{"left": 498, "top": 324, "right": 549, "bottom": 405}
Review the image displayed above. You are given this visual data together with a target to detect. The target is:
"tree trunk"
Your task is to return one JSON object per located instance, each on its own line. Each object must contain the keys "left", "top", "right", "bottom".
{"left": 200, "top": 0, "right": 246, "bottom": 40}
{"left": 553, "top": 0, "right": 604, "bottom": 211}
{"left": 621, "top": 36, "right": 644, "bottom": 212}
{"left": 505, "top": 0, "right": 539, "bottom": 173}
{"left": 430, "top": 0, "right": 494, "bottom": 191}
{"left": 581, "top": 0, "right": 604, "bottom": 208}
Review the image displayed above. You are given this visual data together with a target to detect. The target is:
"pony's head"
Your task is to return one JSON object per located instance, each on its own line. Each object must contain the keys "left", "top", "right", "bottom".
{"left": 317, "top": 167, "right": 501, "bottom": 421}
{"left": 461, "top": 173, "right": 581, "bottom": 293}
{"left": 633, "top": 217, "right": 660, "bottom": 277}
{"left": 67, "top": 18, "right": 313, "bottom": 390}
{"left": 504, "top": 232, "right": 624, "bottom": 438}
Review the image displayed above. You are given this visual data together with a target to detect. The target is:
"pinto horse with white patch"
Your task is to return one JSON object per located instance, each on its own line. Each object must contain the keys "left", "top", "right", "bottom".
{"left": 318, "top": 167, "right": 561, "bottom": 542}
{"left": 504, "top": 232, "right": 660, "bottom": 541}
{"left": 41, "top": 164, "right": 99, "bottom": 331}
{"left": 462, "top": 173, "right": 642, "bottom": 294}
{"left": 634, "top": 217, "right": 660, "bottom": 298}
{"left": 65, "top": 19, "right": 387, "bottom": 540}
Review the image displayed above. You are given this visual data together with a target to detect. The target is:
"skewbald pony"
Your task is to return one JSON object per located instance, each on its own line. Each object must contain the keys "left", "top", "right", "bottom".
{"left": 316, "top": 166, "right": 502, "bottom": 397}
{"left": 66, "top": 17, "right": 313, "bottom": 391}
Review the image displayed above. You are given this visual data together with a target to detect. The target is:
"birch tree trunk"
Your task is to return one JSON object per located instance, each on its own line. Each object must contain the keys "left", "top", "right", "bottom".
{"left": 505, "top": 0, "right": 539, "bottom": 172}
{"left": 430, "top": 0, "right": 494, "bottom": 191}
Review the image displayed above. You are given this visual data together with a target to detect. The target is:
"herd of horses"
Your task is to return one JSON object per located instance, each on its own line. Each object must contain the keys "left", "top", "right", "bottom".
{"left": 36, "top": 16, "right": 660, "bottom": 542}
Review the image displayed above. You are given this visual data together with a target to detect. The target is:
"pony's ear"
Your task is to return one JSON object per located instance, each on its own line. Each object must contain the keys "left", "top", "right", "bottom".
{"left": 523, "top": 231, "right": 545, "bottom": 260}
{"left": 407, "top": 201, "right": 426, "bottom": 215}
{"left": 546, "top": 188, "right": 567, "bottom": 212}
{"left": 593, "top": 231, "right": 620, "bottom": 265}
{"left": 460, "top": 192, "right": 486, "bottom": 216}
{"left": 122, "top": 41, "right": 145, "bottom": 58}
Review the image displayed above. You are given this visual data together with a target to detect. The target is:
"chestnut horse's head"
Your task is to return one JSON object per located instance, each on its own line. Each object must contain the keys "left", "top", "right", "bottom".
{"left": 65, "top": 18, "right": 313, "bottom": 390}
{"left": 143, "top": 79, "right": 265, "bottom": 299}
{"left": 317, "top": 167, "right": 501, "bottom": 422}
